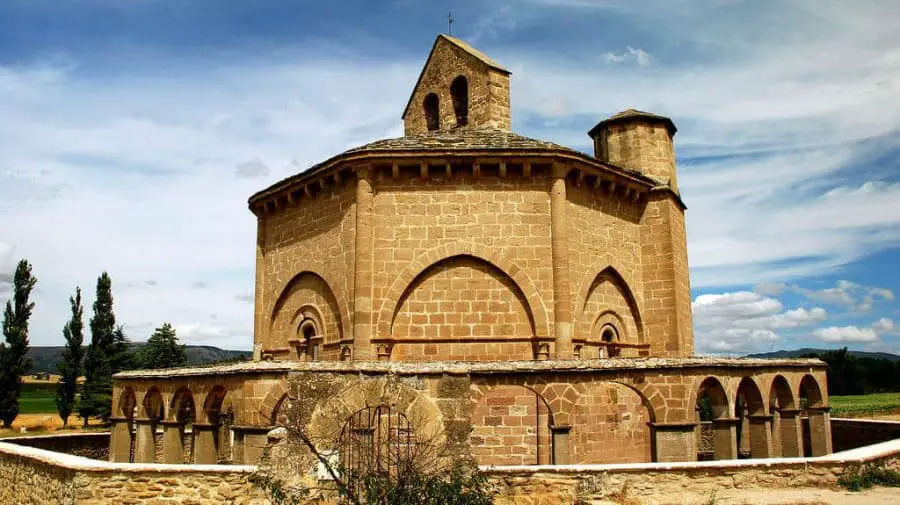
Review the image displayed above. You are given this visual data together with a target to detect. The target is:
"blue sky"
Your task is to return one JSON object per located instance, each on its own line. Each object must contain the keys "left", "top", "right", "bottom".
{"left": 1, "top": 0, "right": 898, "bottom": 354}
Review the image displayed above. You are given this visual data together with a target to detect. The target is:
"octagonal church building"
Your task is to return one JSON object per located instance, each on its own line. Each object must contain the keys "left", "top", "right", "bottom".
{"left": 111, "top": 35, "right": 833, "bottom": 470}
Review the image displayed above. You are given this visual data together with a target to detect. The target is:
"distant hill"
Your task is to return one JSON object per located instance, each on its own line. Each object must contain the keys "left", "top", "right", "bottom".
{"left": 746, "top": 348, "right": 900, "bottom": 363}
{"left": 27, "top": 344, "right": 252, "bottom": 374}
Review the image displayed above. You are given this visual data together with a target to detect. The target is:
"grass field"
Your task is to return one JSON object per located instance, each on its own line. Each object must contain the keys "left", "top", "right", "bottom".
{"left": 828, "top": 392, "right": 900, "bottom": 417}
{"left": 18, "top": 382, "right": 58, "bottom": 414}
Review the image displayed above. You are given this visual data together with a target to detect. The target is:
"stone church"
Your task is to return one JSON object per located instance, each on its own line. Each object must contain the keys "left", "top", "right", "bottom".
{"left": 110, "top": 34, "right": 832, "bottom": 470}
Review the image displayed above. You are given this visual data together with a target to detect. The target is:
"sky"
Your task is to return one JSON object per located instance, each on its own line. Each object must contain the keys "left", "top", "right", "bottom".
{"left": 1, "top": 0, "right": 898, "bottom": 355}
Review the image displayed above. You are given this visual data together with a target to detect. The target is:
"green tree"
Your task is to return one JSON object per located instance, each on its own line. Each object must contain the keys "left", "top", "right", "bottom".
{"left": 139, "top": 323, "right": 187, "bottom": 369}
{"left": 56, "top": 287, "right": 84, "bottom": 427}
{"left": 79, "top": 272, "right": 117, "bottom": 425}
{"left": 0, "top": 259, "right": 37, "bottom": 428}
{"left": 110, "top": 325, "right": 136, "bottom": 374}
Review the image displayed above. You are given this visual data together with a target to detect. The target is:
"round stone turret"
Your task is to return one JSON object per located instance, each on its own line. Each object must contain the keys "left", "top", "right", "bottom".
{"left": 588, "top": 109, "right": 678, "bottom": 190}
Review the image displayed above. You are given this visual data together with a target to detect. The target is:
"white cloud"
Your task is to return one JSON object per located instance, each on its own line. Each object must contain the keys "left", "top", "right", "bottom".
{"left": 603, "top": 46, "right": 653, "bottom": 66}
{"left": 873, "top": 317, "right": 895, "bottom": 334}
{"left": 692, "top": 291, "right": 827, "bottom": 353}
{"left": 503, "top": 1, "right": 900, "bottom": 287}
{"left": 0, "top": 54, "right": 414, "bottom": 349}
{"left": 174, "top": 323, "right": 226, "bottom": 339}
{"left": 753, "top": 282, "right": 786, "bottom": 296}
{"left": 811, "top": 326, "right": 879, "bottom": 343}
{"left": 810, "top": 316, "right": 897, "bottom": 344}
{"left": 792, "top": 280, "right": 895, "bottom": 312}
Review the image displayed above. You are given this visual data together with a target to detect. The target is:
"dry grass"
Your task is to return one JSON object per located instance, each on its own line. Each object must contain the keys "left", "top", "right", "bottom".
{"left": 0, "top": 414, "right": 107, "bottom": 438}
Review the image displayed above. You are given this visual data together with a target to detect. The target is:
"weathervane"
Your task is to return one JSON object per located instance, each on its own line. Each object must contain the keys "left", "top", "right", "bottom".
{"left": 448, "top": 12, "right": 454, "bottom": 36}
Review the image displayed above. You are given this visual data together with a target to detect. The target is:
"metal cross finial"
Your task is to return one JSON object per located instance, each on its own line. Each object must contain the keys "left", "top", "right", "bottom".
{"left": 448, "top": 12, "right": 454, "bottom": 36}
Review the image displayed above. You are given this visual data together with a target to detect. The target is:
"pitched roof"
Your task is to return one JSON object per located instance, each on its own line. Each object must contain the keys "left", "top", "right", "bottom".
{"left": 588, "top": 109, "right": 677, "bottom": 136}
{"left": 248, "top": 128, "right": 659, "bottom": 205}
{"left": 401, "top": 34, "right": 511, "bottom": 120}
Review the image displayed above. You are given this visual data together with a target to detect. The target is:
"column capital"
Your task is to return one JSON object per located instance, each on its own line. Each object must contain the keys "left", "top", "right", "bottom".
{"left": 649, "top": 421, "right": 698, "bottom": 430}
{"left": 807, "top": 406, "right": 831, "bottom": 414}
{"left": 550, "top": 424, "right": 572, "bottom": 433}
{"left": 777, "top": 408, "right": 802, "bottom": 416}
{"left": 550, "top": 163, "right": 570, "bottom": 179}
{"left": 108, "top": 415, "right": 132, "bottom": 423}
{"left": 711, "top": 417, "right": 740, "bottom": 426}
{"left": 748, "top": 414, "right": 774, "bottom": 421}
{"left": 133, "top": 417, "right": 157, "bottom": 425}
{"left": 159, "top": 420, "right": 184, "bottom": 427}
{"left": 231, "top": 424, "right": 276, "bottom": 434}
{"left": 356, "top": 164, "right": 373, "bottom": 180}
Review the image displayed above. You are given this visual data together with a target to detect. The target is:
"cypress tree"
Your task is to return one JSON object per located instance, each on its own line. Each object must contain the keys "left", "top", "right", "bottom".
{"left": 79, "top": 272, "right": 117, "bottom": 424}
{"left": 56, "top": 287, "right": 84, "bottom": 427}
{"left": 0, "top": 259, "right": 37, "bottom": 428}
{"left": 139, "top": 323, "right": 187, "bottom": 369}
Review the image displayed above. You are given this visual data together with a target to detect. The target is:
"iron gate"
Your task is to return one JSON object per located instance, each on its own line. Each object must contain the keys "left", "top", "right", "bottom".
{"left": 338, "top": 405, "right": 415, "bottom": 488}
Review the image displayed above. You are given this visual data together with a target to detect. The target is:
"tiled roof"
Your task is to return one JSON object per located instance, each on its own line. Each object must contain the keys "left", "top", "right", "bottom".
{"left": 345, "top": 128, "right": 569, "bottom": 152}
{"left": 248, "top": 128, "right": 658, "bottom": 205}
{"left": 588, "top": 109, "right": 677, "bottom": 136}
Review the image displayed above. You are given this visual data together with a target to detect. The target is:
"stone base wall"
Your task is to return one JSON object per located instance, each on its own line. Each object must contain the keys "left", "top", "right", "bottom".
{"left": 0, "top": 441, "right": 268, "bottom": 505}
{"left": 2, "top": 436, "right": 899, "bottom": 505}
{"left": 488, "top": 439, "right": 900, "bottom": 505}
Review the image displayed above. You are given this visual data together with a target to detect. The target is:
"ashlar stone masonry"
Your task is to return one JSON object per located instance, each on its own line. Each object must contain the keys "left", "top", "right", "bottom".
{"left": 110, "top": 33, "right": 833, "bottom": 472}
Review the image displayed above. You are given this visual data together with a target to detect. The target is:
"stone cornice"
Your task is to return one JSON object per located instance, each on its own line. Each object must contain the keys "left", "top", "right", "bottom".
{"left": 247, "top": 148, "right": 670, "bottom": 216}
{"left": 113, "top": 356, "right": 826, "bottom": 380}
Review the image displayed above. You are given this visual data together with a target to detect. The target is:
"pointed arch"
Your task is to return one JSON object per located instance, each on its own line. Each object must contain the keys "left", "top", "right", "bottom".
{"left": 140, "top": 387, "right": 164, "bottom": 420}
{"left": 269, "top": 270, "right": 347, "bottom": 351}
{"left": 258, "top": 382, "right": 289, "bottom": 426}
{"left": 376, "top": 241, "right": 550, "bottom": 338}
{"left": 575, "top": 259, "right": 644, "bottom": 343}
{"left": 118, "top": 387, "right": 137, "bottom": 419}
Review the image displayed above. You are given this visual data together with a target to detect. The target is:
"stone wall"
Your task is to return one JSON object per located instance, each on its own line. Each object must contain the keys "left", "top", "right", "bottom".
{"left": 7, "top": 432, "right": 111, "bottom": 461}
{"left": 403, "top": 35, "right": 511, "bottom": 135}
{"left": 0, "top": 440, "right": 269, "bottom": 505}
{"left": 831, "top": 418, "right": 900, "bottom": 453}
{"left": 260, "top": 177, "right": 356, "bottom": 359}
{"left": 487, "top": 439, "right": 900, "bottom": 505}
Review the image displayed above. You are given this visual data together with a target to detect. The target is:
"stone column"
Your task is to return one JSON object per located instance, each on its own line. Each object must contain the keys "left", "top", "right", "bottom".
{"left": 770, "top": 411, "right": 783, "bottom": 457}
{"left": 711, "top": 417, "right": 739, "bottom": 460}
{"left": 650, "top": 422, "right": 698, "bottom": 462}
{"left": 192, "top": 422, "right": 220, "bottom": 464}
{"left": 133, "top": 417, "right": 157, "bottom": 463}
{"left": 233, "top": 425, "right": 274, "bottom": 465}
{"left": 161, "top": 420, "right": 185, "bottom": 464}
{"left": 108, "top": 416, "right": 133, "bottom": 463}
{"left": 550, "top": 425, "right": 571, "bottom": 465}
{"left": 747, "top": 414, "right": 774, "bottom": 458}
{"left": 254, "top": 214, "right": 266, "bottom": 357}
{"left": 777, "top": 408, "right": 803, "bottom": 458}
{"left": 353, "top": 166, "right": 374, "bottom": 360}
{"left": 807, "top": 406, "right": 833, "bottom": 456}
{"left": 549, "top": 164, "right": 573, "bottom": 358}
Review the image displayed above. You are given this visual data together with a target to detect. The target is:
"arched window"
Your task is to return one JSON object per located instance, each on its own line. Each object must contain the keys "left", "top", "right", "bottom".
{"left": 298, "top": 319, "right": 321, "bottom": 361}
{"left": 450, "top": 76, "right": 468, "bottom": 127}
{"left": 601, "top": 326, "right": 618, "bottom": 343}
{"left": 423, "top": 93, "right": 440, "bottom": 131}
{"left": 600, "top": 325, "right": 620, "bottom": 357}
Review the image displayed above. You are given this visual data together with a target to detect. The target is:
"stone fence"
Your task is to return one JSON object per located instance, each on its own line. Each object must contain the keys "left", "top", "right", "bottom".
{"left": 5, "top": 432, "right": 111, "bottom": 461}
{"left": 831, "top": 417, "right": 900, "bottom": 453}
{"left": 0, "top": 440, "right": 267, "bottom": 505}
{"left": 486, "top": 439, "right": 900, "bottom": 505}
{"left": 1, "top": 434, "right": 899, "bottom": 504}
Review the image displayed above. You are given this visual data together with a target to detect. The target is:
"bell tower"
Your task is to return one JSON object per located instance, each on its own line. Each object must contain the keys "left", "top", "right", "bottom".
{"left": 402, "top": 34, "right": 511, "bottom": 135}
